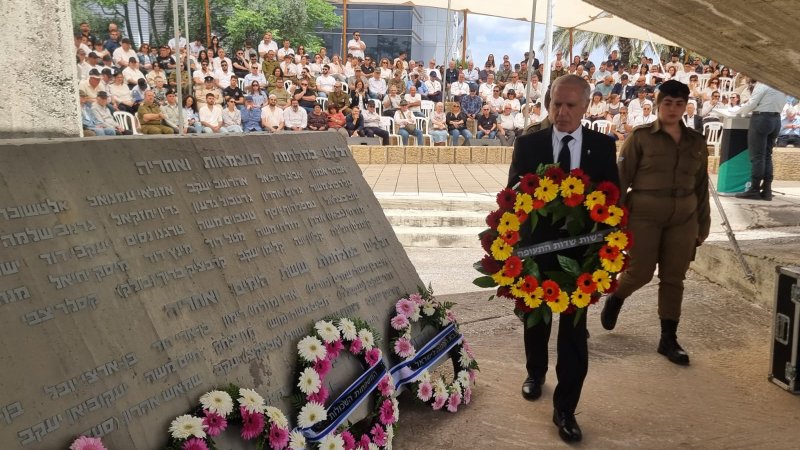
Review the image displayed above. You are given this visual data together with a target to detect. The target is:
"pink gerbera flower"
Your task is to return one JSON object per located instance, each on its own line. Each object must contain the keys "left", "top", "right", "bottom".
{"left": 409, "top": 292, "right": 423, "bottom": 304}
{"left": 370, "top": 424, "right": 387, "bottom": 446}
{"left": 70, "top": 436, "right": 108, "bottom": 450}
{"left": 393, "top": 338, "right": 415, "bottom": 359}
{"left": 340, "top": 430, "right": 356, "bottom": 450}
{"left": 240, "top": 406, "right": 265, "bottom": 440}
{"left": 350, "top": 338, "right": 363, "bottom": 354}
{"left": 325, "top": 340, "right": 344, "bottom": 359}
{"left": 396, "top": 299, "right": 416, "bottom": 317}
{"left": 379, "top": 399, "right": 396, "bottom": 425}
{"left": 202, "top": 410, "right": 228, "bottom": 437}
{"left": 417, "top": 381, "right": 433, "bottom": 402}
{"left": 463, "top": 387, "right": 472, "bottom": 405}
{"left": 359, "top": 435, "right": 372, "bottom": 449}
{"left": 182, "top": 438, "right": 209, "bottom": 450}
{"left": 390, "top": 314, "right": 409, "bottom": 330}
{"left": 268, "top": 423, "right": 289, "bottom": 450}
{"left": 447, "top": 391, "right": 462, "bottom": 413}
{"left": 307, "top": 385, "right": 330, "bottom": 404}
{"left": 432, "top": 393, "right": 447, "bottom": 410}
{"left": 365, "top": 348, "right": 381, "bottom": 366}
{"left": 314, "top": 358, "right": 332, "bottom": 378}
{"left": 377, "top": 375, "right": 393, "bottom": 396}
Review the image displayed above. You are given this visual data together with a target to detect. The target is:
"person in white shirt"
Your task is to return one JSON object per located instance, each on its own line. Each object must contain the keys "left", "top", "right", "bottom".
{"left": 629, "top": 101, "right": 656, "bottom": 127}
{"left": 76, "top": 49, "right": 92, "bottom": 81}
{"left": 594, "top": 62, "right": 612, "bottom": 83}
{"left": 487, "top": 88, "right": 506, "bottom": 114}
{"left": 316, "top": 65, "right": 337, "bottom": 97}
{"left": 682, "top": 100, "right": 702, "bottom": 131}
{"left": 213, "top": 49, "right": 232, "bottom": 73}
{"left": 479, "top": 73, "right": 496, "bottom": 102}
{"left": 549, "top": 50, "right": 566, "bottom": 70}
{"left": 277, "top": 40, "right": 294, "bottom": 60}
{"left": 243, "top": 64, "right": 267, "bottom": 93}
{"left": 514, "top": 102, "right": 545, "bottom": 134}
{"left": 260, "top": 95, "right": 284, "bottom": 132}
{"left": 503, "top": 72, "right": 525, "bottom": 101}
{"left": 368, "top": 70, "right": 388, "bottom": 100}
{"left": 189, "top": 38, "right": 204, "bottom": 57}
{"left": 393, "top": 100, "right": 424, "bottom": 145}
{"left": 404, "top": 86, "right": 423, "bottom": 117}
{"left": 199, "top": 93, "right": 228, "bottom": 133}
{"left": 701, "top": 91, "right": 724, "bottom": 118}
{"left": 112, "top": 38, "right": 137, "bottom": 68}
{"left": 450, "top": 72, "right": 470, "bottom": 101}
{"left": 168, "top": 32, "right": 187, "bottom": 51}
{"left": 347, "top": 32, "right": 366, "bottom": 59}
{"left": 627, "top": 88, "right": 649, "bottom": 119}
{"left": 193, "top": 60, "right": 217, "bottom": 86}
{"left": 123, "top": 58, "right": 146, "bottom": 87}
{"left": 280, "top": 54, "right": 298, "bottom": 79}
{"left": 425, "top": 72, "right": 442, "bottom": 103}
{"left": 215, "top": 60, "right": 235, "bottom": 89}
{"left": 526, "top": 75, "right": 545, "bottom": 104}
{"left": 496, "top": 103, "right": 517, "bottom": 146}
{"left": 283, "top": 98, "right": 307, "bottom": 131}
{"left": 463, "top": 60, "right": 480, "bottom": 89}
{"left": 258, "top": 32, "right": 278, "bottom": 60}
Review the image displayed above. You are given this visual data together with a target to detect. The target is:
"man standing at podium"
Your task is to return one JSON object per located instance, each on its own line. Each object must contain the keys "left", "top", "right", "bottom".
{"left": 735, "top": 80, "right": 787, "bottom": 201}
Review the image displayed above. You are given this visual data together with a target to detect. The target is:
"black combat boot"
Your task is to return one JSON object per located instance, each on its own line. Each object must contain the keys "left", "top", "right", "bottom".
{"left": 761, "top": 179, "right": 773, "bottom": 201}
{"left": 600, "top": 294, "right": 625, "bottom": 330}
{"left": 657, "top": 319, "right": 690, "bottom": 365}
{"left": 735, "top": 178, "right": 763, "bottom": 200}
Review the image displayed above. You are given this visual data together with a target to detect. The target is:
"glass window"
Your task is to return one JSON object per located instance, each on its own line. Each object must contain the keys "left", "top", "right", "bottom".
{"left": 379, "top": 11, "right": 393, "bottom": 29}
{"left": 394, "top": 11, "right": 412, "bottom": 29}
{"left": 363, "top": 10, "right": 379, "bottom": 28}
{"left": 348, "top": 10, "right": 364, "bottom": 29}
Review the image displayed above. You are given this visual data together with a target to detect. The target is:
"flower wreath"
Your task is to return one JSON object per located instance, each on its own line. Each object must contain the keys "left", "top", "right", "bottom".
{"left": 164, "top": 385, "right": 291, "bottom": 450}
{"left": 292, "top": 317, "right": 398, "bottom": 450}
{"left": 474, "top": 164, "right": 632, "bottom": 326}
{"left": 389, "top": 288, "right": 479, "bottom": 413}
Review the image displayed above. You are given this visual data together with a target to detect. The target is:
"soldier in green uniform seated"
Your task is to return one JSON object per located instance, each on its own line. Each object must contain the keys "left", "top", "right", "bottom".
{"left": 137, "top": 90, "right": 175, "bottom": 134}
{"left": 326, "top": 82, "right": 351, "bottom": 115}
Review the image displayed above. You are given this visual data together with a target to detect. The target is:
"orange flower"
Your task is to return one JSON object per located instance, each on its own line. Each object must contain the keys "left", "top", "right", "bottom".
{"left": 541, "top": 280, "right": 560, "bottom": 302}
{"left": 502, "top": 256, "right": 523, "bottom": 278}
{"left": 599, "top": 244, "right": 620, "bottom": 261}
{"left": 502, "top": 230, "right": 520, "bottom": 245}
{"left": 576, "top": 273, "right": 597, "bottom": 294}
{"left": 519, "top": 275, "right": 539, "bottom": 293}
{"left": 590, "top": 204, "right": 610, "bottom": 222}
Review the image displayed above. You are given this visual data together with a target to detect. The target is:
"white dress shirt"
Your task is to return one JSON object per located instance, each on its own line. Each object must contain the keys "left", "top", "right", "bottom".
{"left": 283, "top": 106, "right": 307, "bottom": 129}
{"left": 199, "top": 104, "right": 223, "bottom": 127}
{"left": 551, "top": 126, "right": 584, "bottom": 170}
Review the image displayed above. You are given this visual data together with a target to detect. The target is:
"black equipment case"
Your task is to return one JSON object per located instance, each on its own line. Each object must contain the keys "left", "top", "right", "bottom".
{"left": 769, "top": 266, "right": 800, "bottom": 393}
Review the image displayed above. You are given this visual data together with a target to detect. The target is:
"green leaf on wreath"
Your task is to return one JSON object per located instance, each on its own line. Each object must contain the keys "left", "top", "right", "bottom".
{"left": 473, "top": 260, "right": 489, "bottom": 275}
{"left": 526, "top": 308, "right": 542, "bottom": 328}
{"left": 557, "top": 255, "right": 582, "bottom": 277}
{"left": 473, "top": 275, "right": 497, "bottom": 288}
{"left": 566, "top": 213, "right": 586, "bottom": 236}
{"left": 523, "top": 258, "right": 542, "bottom": 280}
{"left": 542, "top": 306, "right": 552, "bottom": 324}
{"left": 582, "top": 252, "right": 600, "bottom": 273}
{"left": 529, "top": 211, "right": 539, "bottom": 231}
{"left": 544, "top": 271, "right": 575, "bottom": 288}
{"left": 551, "top": 203, "right": 570, "bottom": 223}
{"left": 573, "top": 307, "right": 585, "bottom": 327}
{"left": 488, "top": 295, "right": 495, "bottom": 301}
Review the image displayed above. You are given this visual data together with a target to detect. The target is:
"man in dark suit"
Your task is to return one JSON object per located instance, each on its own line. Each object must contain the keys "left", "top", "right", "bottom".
{"left": 507, "top": 74, "right": 620, "bottom": 443}
{"left": 612, "top": 74, "right": 636, "bottom": 105}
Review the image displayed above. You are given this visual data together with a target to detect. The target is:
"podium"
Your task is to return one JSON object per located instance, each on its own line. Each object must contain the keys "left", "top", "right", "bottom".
{"left": 717, "top": 112, "right": 752, "bottom": 194}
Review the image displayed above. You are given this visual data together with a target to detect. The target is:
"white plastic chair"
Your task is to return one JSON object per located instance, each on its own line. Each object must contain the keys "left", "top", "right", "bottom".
{"left": 316, "top": 97, "right": 328, "bottom": 110}
{"left": 581, "top": 119, "right": 592, "bottom": 128}
{"left": 340, "top": 83, "right": 349, "bottom": 94}
{"left": 380, "top": 116, "right": 401, "bottom": 145}
{"left": 420, "top": 100, "right": 434, "bottom": 118}
{"left": 237, "top": 78, "right": 246, "bottom": 92}
{"left": 414, "top": 116, "right": 433, "bottom": 146}
{"left": 698, "top": 74, "right": 712, "bottom": 91}
{"left": 370, "top": 98, "right": 383, "bottom": 116}
{"left": 284, "top": 80, "right": 292, "bottom": 90}
{"left": 717, "top": 77, "right": 734, "bottom": 95}
{"left": 113, "top": 111, "right": 141, "bottom": 135}
{"left": 703, "top": 122, "right": 723, "bottom": 156}
{"left": 592, "top": 119, "right": 612, "bottom": 135}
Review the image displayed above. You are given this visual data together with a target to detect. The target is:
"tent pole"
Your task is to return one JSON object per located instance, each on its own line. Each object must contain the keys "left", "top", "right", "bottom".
{"left": 523, "top": 0, "right": 539, "bottom": 128}
{"left": 173, "top": 0, "right": 184, "bottom": 135}
{"left": 342, "top": 0, "right": 348, "bottom": 59}
{"left": 443, "top": 0, "right": 451, "bottom": 102}
{"left": 569, "top": 28, "right": 574, "bottom": 62}
{"left": 183, "top": 0, "right": 192, "bottom": 99}
{"left": 204, "top": 0, "right": 211, "bottom": 47}
{"left": 541, "top": 0, "right": 555, "bottom": 90}
{"left": 461, "top": 11, "right": 467, "bottom": 64}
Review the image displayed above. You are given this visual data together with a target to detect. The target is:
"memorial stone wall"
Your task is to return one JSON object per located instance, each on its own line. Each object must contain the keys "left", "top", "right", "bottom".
{"left": 0, "top": 133, "right": 422, "bottom": 449}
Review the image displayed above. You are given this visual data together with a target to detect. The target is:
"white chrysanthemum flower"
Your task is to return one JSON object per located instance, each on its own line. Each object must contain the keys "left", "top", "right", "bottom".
{"left": 368, "top": 444, "right": 380, "bottom": 450}
{"left": 319, "top": 433, "right": 345, "bottom": 450}
{"left": 315, "top": 320, "right": 340, "bottom": 344}
{"left": 265, "top": 405, "right": 289, "bottom": 429}
{"left": 392, "top": 398, "right": 400, "bottom": 422}
{"left": 419, "top": 371, "right": 431, "bottom": 383}
{"left": 459, "top": 347, "right": 473, "bottom": 368}
{"left": 238, "top": 388, "right": 266, "bottom": 413}
{"left": 422, "top": 302, "right": 436, "bottom": 317}
{"left": 199, "top": 390, "right": 234, "bottom": 416}
{"left": 289, "top": 430, "right": 307, "bottom": 450}
{"left": 169, "top": 414, "right": 206, "bottom": 440}
{"left": 298, "top": 335, "right": 327, "bottom": 362}
{"left": 298, "top": 367, "right": 322, "bottom": 395}
{"left": 338, "top": 318, "right": 358, "bottom": 341}
{"left": 297, "top": 401, "right": 327, "bottom": 428}
{"left": 358, "top": 329, "right": 375, "bottom": 350}
{"left": 440, "top": 316, "right": 450, "bottom": 326}
{"left": 434, "top": 379, "right": 448, "bottom": 396}
{"left": 457, "top": 370, "right": 471, "bottom": 388}
{"left": 386, "top": 424, "right": 395, "bottom": 450}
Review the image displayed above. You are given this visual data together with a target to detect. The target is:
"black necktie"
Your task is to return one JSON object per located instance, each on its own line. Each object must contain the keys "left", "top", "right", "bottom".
{"left": 558, "top": 135, "right": 573, "bottom": 171}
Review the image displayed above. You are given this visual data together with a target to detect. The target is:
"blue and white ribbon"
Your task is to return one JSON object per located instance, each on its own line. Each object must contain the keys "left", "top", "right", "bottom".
{"left": 389, "top": 323, "right": 464, "bottom": 389}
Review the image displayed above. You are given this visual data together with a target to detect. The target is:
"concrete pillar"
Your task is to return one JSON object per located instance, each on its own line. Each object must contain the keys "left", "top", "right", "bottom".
{"left": 0, "top": 0, "right": 82, "bottom": 138}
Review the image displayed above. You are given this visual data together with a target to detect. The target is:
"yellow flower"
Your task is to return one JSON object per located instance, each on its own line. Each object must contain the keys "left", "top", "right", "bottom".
{"left": 496, "top": 212, "right": 521, "bottom": 234}
{"left": 603, "top": 205, "right": 624, "bottom": 227}
{"left": 524, "top": 294, "right": 543, "bottom": 309}
{"left": 592, "top": 270, "right": 612, "bottom": 292}
{"left": 548, "top": 291, "right": 570, "bottom": 314}
{"left": 492, "top": 270, "right": 515, "bottom": 286}
{"left": 514, "top": 193, "right": 534, "bottom": 214}
{"left": 584, "top": 191, "right": 607, "bottom": 210}
{"left": 560, "top": 176, "right": 585, "bottom": 197}
{"left": 605, "top": 230, "right": 629, "bottom": 249}
{"left": 490, "top": 237, "right": 513, "bottom": 261}
{"left": 601, "top": 254, "right": 625, "bottom": 273}
{"left": 534, "top": 177, "right": 559, "bottom": 203}
{"left": 570, "top": 290, "right": 591, "bottom": 308}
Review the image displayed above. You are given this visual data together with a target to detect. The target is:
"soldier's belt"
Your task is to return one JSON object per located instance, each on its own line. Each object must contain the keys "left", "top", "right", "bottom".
{"left": 636, "top": 188, "right": 694, "bottom": 198}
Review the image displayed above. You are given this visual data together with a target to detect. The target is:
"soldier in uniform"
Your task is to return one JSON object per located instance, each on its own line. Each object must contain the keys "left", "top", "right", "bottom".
{"left": 137, "top": 90, "right": 175, "bottom": 134}
{"left": 600, "top": 80, "right": 710, "bottom": 365}
{"left": 196, "top": 76, "right": 223, "bottom": 106}
{"left": 326, "top": 81, "right": 351, "bottom": 115}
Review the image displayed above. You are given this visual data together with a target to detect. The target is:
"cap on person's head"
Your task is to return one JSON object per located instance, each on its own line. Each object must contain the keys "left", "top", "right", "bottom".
{"left": 643, "top": 100, "right": 653, "bottom": 107}
{"left": 469, "top": 85, "right": 477, "bottom": 92}
{"left": 89, "top": 68, "right": 101, "bottom": 78}
{"left": 101, "top": 68, "right": 112, "bottom": 76}
{"left": 137, "top": 78, "right": 147, "bottom": 88}
{"left": 430, "top": 71, "right": 438, "bottom": 78}
{"left": 78, "top": 89, "right": 88, "bottom": 97}
{"left": 88, "top": 52, "right": 98, "bottom": 58}
{"left": 96, "top": 91, "right": 108, "bottom": 99}
{"left": 204, "top": 75, "right": 214, "bottom": 82}
{"left": 507, "top": 89, "right": 516, "bottom": 96}
{"left": 399, "top": 99, "right": 408, "bottom": 106}
{"left": 102, "top": 55, "right": 112, "bottom": 61}
{"left": 245, "top": 95, "right": 253, "bottom": 102}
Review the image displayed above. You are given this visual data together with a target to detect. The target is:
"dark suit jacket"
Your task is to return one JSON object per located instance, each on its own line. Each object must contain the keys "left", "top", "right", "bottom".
{"left": 683, "top": 114, "right": 702, "bottom": 132}
{"left": 507, "top": 125, "right": 620, "bottom": 272}
{"left": 612, "top": 83, "right": 635, "bottom": 103}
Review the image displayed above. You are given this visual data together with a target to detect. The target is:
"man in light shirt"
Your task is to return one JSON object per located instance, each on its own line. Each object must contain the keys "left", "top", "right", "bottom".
{"left": 628, "top": 101, "right": 656, "bottom": 128}
{"left": 112, "top": 38, "right": 137, "bottom": 68}
{"left": 316, "top": 65, "right": 337, "bottom": 97}
{"left": 347, "top": 32, "right": 366, "bottom": 59}
{"left": 479, "top": 73, "right": 497, "bottom": 102}
{"left": 215, "top": 60, "right": 235, "bottom": 89}
{"left": 503, "top": 72, "right": 525, "bottom": 102}
{"left": 283, "top": 98, "right": 307, "bottom": 131}
{"left": 277, "top": 39, "right": 294, "bottom": 60}
{"left": 261, "top": 95, "right": 284, "bottom": 132}
{"left": 243, "top": 64, "right": 267, "bottom": 93}
{"left": 280, "top": 54, "right": 297, "bottom": 79}
{"left": 123, "top": 58, "right": 146, "bottom": 87}
{"left": 463, "top": 60, "right": 480, "bottom": 90}
{"left": 404, "top": 85, "right": 423, "bottom": 117}
{"left": 450, "top": 72, "right": 470, "bottom": 102}
{"left": 168, "top": 31, "right": 187, "bottom": 51}
{"left": 368, "top": 70, "right": 388, "bottom": 100}
{"left": 496, "top": 103, "right": 517, "bottom": 146}
{"left": 199, "top": 93, "right": 228, "bottom": 133}
{"left": 258, "top": 32, "right": 278, "bottom": 59}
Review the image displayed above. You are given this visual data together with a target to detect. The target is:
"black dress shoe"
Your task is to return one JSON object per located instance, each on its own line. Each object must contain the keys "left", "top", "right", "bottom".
{"left": 553, "top": 409, "right": 582, "bottom": 443}
{"left": 521, "top": 376, "right": 544, "bottom": 401}
{"left": 600, "top": 295, "right": 625, "bottom": 330}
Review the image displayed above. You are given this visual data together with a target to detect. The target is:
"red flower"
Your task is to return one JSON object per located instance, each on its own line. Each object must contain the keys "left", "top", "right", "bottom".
{"left": 496, "top": 188, "right": 517, "bottom": 210}
{"left": 576, "top": 273, "right": 596, "bottom": 294}
{"left": 589, "top": 293, "right": 601, "bottom": 305}
{"left": 541, "top": 280, "right": 560, "bottom": 301}
{"left": 544, "top": 166, "right": 566, "bottom": 184}
{"left": 590, "top": 204, "right": 610, "bottom": 222}
{"left": 486, "top": 209, "right": 503, "bottom": 228}
{"left": 515, "top": 209, "right": 529, "bottom": 223}
{"left": 531, "top": 198, "right": 546, "bottom": 210}
{"left": 599, "top": 245, "right": 620, "bottom": 261}
{"left": 480, "top": 231, "right": 497, "bottom": 253}
{"left": 502, "top": 230, "right": 520, "bottom": 245}
{"left": 497, "top": 286, "right": 512, "bottom": 299}
{"left": 623, "top": 229, "right": 634, "bottom": 249}
{"left": 620, "top": 205, "right": 630, "bottom": 227}
{"left": 480, "top": 254, "right": 502, "bottom": 274}
{"left": 515, "top": 297, "right": 533, "bottom": 313}
{"left": 570, "top": 168, "right": 590, "bottom": 187}
{"left": 596, "top": 181, "right": 620, "bottom": 205}
{"left": 520, "top": 275, "right": 539, "bottom": 293}
{"left": 564, "top": 304, "right": 577, "bottom": 315}
{"left": 563, "top": 193, "right": 585, "bottom": 207}
{"left": 519, "top": 174, "right": 540, "bottom": 194}
{"left": 502, "top": 256, "right": 523, "bottom": 278}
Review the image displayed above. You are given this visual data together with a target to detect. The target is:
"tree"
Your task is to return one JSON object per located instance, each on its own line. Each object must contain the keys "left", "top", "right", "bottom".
{"left": 546, "top": 28, "right": 677, "bottom": 66}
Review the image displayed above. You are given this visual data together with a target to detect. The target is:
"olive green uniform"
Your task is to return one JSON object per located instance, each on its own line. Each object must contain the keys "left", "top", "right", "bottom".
{"left": 137, "top": 102, "right": 174, "bottom": 134}
{"left": 327, "top": 90, "right": 350, "bottom": 114}
{"left": 614, "top": 120, "right": 710, "bottom": 320}
{"left": 196, "top": 87, "right": 222, "bottom": 106}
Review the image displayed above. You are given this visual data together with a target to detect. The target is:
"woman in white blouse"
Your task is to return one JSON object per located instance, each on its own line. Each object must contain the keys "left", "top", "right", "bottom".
{"left": 585, "top": 92, "right": 608, "bottom": 122}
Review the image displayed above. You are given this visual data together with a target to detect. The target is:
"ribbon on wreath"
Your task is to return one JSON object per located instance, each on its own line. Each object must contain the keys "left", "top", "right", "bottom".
{"left": 389, "top": 322, "right": 464, "bottom": 389}
{"left": 300, "top": 359, "right": 388, "bottom": 442}
{"left": 514, "top": 228, "right": 615, "bottom": 258}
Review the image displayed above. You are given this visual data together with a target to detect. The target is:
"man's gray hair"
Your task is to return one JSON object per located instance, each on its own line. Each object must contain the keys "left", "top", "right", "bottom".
{"left": 550, "top": 74, "right": 591, "bottom": 106}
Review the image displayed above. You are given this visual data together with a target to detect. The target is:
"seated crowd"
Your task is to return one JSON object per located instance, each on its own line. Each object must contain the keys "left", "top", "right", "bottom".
{"left": 75, "top": 21, "right": 797, "bottom": 145}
